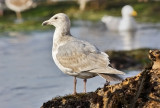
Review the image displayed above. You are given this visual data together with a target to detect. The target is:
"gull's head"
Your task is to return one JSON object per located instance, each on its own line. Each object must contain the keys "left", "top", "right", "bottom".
{"left": 42, "top": 13, "right": 71, "bottom": 28}
{"left": 121, "top": 5, "right": 137, "bottom": 17}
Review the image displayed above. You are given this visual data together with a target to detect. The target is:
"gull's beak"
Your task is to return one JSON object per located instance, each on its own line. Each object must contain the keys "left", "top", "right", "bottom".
{"left": 42, "top": 20, "right": 50, "bottom": 26}
{"left": 131, "top": 10, "right": 137, "bottom": 16}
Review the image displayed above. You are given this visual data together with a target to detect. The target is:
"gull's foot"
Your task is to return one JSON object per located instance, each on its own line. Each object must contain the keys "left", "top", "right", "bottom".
{"left": 73, "top": 92, "right": 77, "bottom": 95}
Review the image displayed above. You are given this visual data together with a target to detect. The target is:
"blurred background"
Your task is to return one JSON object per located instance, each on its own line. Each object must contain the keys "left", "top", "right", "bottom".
{"left": 0, "top": 0, "right": 160, "bottom": 108}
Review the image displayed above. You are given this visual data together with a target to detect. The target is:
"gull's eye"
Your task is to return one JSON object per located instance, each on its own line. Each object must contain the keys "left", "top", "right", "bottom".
{"left": 54, "top": 17, "right": 58, "bottom": 20}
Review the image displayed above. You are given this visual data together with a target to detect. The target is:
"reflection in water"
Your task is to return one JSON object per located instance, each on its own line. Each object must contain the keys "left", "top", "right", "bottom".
{"left": 0, "top": 22, "right": 160, "bottom": 108}
{"left": 119, "top": 31, "right": 136, "bottom": 50}
{"left": 72, "top": 22, "right": 160, "bottom": 51}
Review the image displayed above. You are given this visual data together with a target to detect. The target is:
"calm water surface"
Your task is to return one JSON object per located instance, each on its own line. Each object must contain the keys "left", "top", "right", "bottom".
{"left": 0, "top": 22, "right": 160, "bottom": 108}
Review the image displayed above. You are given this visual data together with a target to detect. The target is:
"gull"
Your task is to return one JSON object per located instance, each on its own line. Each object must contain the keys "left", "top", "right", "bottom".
{"left": 5, "top": 0, "right": 36, "bottom": 23}
{"left": 42, "top": 13, "right": 125, "bottom": 95}
{"left": 101, "top": 5, "right": 137, "bottom": 32}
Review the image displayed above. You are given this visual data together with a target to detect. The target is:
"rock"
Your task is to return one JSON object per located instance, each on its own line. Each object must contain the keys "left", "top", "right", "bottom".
{"left": 41, "top": 50, "right": 160, "bottom": 108}
{"left": 106, "top": 48, "right": 150, "bottom": 70}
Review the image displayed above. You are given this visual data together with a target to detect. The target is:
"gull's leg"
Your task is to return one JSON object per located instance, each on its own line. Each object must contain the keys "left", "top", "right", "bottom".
{"left": 16, "top": 12, "right": 22, "bottom": 20}
{"left": 83, "top": 79, "right": 87, "bottom": 93}
{"left": 74, "top": 77, "right": 77, "bottom": 95}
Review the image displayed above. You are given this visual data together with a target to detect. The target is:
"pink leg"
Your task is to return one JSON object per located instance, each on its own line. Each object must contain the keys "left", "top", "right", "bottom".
{"left": 83, "top": 79, "right": 87, "bottom": 93}
{"left": 74, "top": 77, "right": 77, "bottom": 95}
{"left": 16, "top": 12, "right": 22, "bottom": 20}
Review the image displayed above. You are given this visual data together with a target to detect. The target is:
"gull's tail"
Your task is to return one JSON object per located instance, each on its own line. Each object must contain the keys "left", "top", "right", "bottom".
{"left": 91, "top": 66, "right": 125, "bottom": 81}
{"left": 98, "top": 73, "right": 123, "bottom": 81}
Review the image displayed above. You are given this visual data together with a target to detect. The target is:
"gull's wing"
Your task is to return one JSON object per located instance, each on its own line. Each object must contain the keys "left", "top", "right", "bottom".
{"left": 56, "top": 39, "right": 124, "bottom": 75}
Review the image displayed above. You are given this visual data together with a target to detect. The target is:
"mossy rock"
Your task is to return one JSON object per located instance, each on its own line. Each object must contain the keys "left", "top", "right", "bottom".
{"left": 106, "top": 48, "right": 151, "bottom": 70}
{"left": 41, "top": 66, "right": 160, "bottom": 108}
{"left": 41, "top": 67, "right": 160, "bottom": 108}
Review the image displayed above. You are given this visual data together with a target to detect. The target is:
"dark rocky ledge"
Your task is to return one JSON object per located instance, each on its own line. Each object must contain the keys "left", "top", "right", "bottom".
{"left": 106, "top": 48, "right": 150, "bottom": 70}
{"left": 41, "top": 49, "right": 160, "bottom": 108}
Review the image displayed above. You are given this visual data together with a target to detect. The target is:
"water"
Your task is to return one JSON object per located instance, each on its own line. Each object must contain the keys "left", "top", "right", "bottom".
{"left": 0, "top": 22, "right": 160, "bottom": 108}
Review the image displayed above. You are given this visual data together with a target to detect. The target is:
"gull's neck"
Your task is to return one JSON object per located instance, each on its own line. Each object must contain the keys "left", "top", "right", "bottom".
{"left": 54, "top": 26, "right": 71, "bottom": 39}
{"left": 122, "top": 15, "right": 133, "bottom": 19}
{"left": 53, "top": 26, "right": 71, "bottom": 49}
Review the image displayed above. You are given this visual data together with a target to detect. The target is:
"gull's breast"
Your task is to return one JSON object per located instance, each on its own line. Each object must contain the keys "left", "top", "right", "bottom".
{"left": 52, "top": 48, "right": 74, "bottom": 75}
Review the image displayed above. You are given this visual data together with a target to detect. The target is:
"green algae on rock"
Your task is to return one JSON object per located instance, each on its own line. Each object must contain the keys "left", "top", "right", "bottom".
{"left": 106, "top": 48, "right": 150, "bottom": 70}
